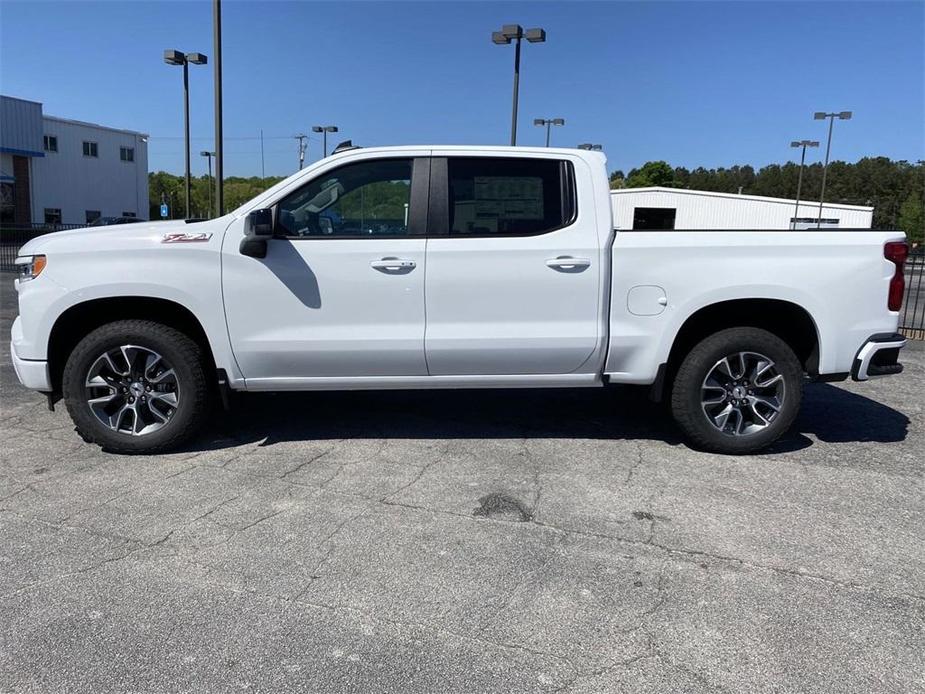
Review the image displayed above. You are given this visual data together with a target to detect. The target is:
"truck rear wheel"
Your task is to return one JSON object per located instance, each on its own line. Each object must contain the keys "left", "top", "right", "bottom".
{"left": 670, "top": 327, "right": 802, "bottom": 454}
{"left": 62, "top": 320, "right": 210, "bottom": 454}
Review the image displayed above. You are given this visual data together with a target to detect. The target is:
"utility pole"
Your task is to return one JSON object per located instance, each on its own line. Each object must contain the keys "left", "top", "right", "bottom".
{"left": 294, "top": 134, "right": 308, "bottom": 170}
{"left": 260, "top": 129, "right": 265, "bottom": 178}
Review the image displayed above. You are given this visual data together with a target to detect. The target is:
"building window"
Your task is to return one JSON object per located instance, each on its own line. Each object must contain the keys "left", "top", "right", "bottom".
{"left": 632, "top": 207, "right": 676, "bottom": 230}
{"left": 44, "top": 208, "right": 62, "bottom": 225}
{"left": 446, "top": 158, "right": 574, "bottom": 236}
{"left": 82, "top": 141, "right": 98, "bottom": 157}
{"left": 43, "top": 135, "right": 58, "bottom": 152}
{"left": 85, "top": 210, "right": 101, "bottom": 224}
{"left": 122, "top": 211, "right": 137, "bottom": 217}
{"left": 1, "top": 182, "right": 14, "bottom": 224}
{"left": 120, "top": 147, "right": 134, "bottom": 162}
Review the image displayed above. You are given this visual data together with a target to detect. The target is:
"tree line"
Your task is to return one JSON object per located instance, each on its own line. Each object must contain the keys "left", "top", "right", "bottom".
{"left": 609, "top": 157, "right": 924, "bottom": 242}
{"left": 148, "top": 172, "right": 286, "bottom": 221}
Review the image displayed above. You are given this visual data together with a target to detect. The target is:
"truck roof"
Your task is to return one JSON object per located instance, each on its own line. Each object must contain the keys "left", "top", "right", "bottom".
{"left": 324, "top": 144, "right": 605, "bottom": 158}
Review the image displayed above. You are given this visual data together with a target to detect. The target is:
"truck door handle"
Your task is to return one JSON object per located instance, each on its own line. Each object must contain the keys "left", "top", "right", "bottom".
{"left": 546, "top": 256, "right": 591, "bottom": 271}
{"left": 371, "top": 257, "right": 416, "bottom": 272}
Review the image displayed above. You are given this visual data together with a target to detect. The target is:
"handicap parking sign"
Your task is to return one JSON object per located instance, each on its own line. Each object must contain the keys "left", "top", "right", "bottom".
{"left": 160, "top": 203, "right": 169, "bottom": 219}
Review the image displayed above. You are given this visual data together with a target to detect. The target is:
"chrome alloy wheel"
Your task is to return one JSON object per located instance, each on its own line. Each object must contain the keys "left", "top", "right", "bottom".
{"left": 84, "top": 345, "right": 180, "bottom": 436}
{"left": 700, "top": 351, "right": 785, "bottom": 437}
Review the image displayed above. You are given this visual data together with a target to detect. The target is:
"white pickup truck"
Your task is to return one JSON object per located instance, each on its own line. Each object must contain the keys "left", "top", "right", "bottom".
{"left": 11, "top": 146, "right": 909, "bottom": 455}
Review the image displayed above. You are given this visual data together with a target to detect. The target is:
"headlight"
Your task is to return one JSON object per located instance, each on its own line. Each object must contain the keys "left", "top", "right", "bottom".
{"left": 14, "top": 255, "right": 47, "bottom": 282}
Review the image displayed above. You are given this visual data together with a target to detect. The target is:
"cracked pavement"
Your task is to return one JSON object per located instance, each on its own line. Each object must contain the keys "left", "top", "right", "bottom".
{"left": 1, "top": 278, "right": 924, "bottom": 693}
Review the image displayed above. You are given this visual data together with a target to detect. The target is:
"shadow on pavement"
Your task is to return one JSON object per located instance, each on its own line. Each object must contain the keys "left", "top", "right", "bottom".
{"left": 187, "top": 381, "right": 908, "bottom": 455}
{"left": 796, "top": 382, "right": 910, "bottom": 443}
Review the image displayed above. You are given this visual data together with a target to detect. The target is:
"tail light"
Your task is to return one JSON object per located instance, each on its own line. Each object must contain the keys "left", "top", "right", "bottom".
{"left": 884, "top": 241, "right": 908, "bottom": 311}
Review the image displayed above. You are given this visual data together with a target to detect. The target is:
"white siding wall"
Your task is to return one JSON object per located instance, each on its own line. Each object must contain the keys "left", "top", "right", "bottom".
{"left": 611, "top": 188, "right": 873, "bottom": 230}
{"left": 31, "top": 117, "right": 148, "bottom": 224}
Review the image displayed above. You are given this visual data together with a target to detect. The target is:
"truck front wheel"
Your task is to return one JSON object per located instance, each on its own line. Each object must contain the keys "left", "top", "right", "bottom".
{"left": 670, "top": 327, "right": 802, "bottom": 454}
{"left": 62, "top": 320, "right": 210, "bottom": 454}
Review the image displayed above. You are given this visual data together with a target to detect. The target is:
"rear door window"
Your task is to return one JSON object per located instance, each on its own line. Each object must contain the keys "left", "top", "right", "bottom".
{"left": 446, "top": 157, "right": 574, "bottom": 236}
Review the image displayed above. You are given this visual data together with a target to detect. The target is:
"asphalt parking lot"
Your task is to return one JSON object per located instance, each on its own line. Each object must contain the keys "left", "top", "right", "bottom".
{"left": 1, "top": 278, "right": 923, "bottom": 693}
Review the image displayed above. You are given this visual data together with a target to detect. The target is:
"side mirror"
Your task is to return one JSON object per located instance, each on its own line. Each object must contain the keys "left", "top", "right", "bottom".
{"left": 245, "top": 208, "right": 274, "bottom": 237}
{"left": 241, "top": 208, "right": 273, "bottom": 258}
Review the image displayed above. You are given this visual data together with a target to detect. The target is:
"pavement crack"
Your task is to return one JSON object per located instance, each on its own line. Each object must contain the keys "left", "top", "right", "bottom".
{"left": 292, "top": 508, "right": 369, "bottom": 601}
{"left": 624, "top": 443, "right": 644, "bottom": 485}
{"left": 279, "top": 443, "right": 338, "bottom": 480}
{"left": 231, "top": 509, "right": 285, "bottom": 532}
{"left": 379, "top": 442, "right": 449, "bottom": 503}
{"left": 288, "top": 593, "right": 580, "bottom": 687}
{"left": 318, "top": 439, "right": 376, "bottom": 488}
{"left": 191, "top": 493, "right": 246, "bottom": 525}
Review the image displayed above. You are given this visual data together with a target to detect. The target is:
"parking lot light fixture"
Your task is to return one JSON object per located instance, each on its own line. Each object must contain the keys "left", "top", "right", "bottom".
{"left": 789, "top": 139, "right": 819, "bottom": 229}
{"left": 813, "top": 111, "right": 852, "bottom": 228}
{"left": 493, "top": 24, "right": 546, "bottom": 146}
{"left": 213, "top": 0, "right": 224, "bottom": 217}
{"left": 312, "top": 125, "right": 340, "bottom": 157}
{"left": 164, "top": 49, "right": 208, "bottom": 219}
{"left": 534, "top": 118, "right": 565, "bottom": 147}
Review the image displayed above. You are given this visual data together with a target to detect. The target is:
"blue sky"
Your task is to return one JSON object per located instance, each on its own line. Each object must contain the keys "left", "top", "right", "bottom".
{"left": 1, "top": 1, "right": 922, "bottom": 177}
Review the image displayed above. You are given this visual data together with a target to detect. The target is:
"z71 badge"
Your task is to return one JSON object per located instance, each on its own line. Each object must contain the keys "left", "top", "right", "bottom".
{"left": 162, "top": 232, "right": 213, "bottom": 243}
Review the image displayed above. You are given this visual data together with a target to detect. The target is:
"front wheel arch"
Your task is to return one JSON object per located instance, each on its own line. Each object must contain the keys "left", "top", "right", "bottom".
{"left": 47, "top": 296, "right": 217, "bottom": 397}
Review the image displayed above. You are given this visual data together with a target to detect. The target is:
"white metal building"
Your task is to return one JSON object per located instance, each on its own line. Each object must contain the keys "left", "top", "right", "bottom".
{"left": 611, "top": 186, "right": 873, "bottom": 231}
{"left": 1, "top": 95, "right": 148, "bottom": 226}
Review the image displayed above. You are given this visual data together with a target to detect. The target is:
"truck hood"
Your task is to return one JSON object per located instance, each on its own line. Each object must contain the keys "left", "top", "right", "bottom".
{"left": 16, "top": 219, "right": 226, "bottom": 257}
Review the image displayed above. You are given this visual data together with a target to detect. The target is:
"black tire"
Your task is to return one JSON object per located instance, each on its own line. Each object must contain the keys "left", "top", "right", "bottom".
{"left": 62, "top": 320, "right": 210, "bottom": 454}
{"left": 670, "top": 327, "right": 802, "bottom": 454}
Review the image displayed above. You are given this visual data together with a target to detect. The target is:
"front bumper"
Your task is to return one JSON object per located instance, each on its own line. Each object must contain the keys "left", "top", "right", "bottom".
{"left": 851, "top": 332, "right": 906, "bottom": 381}
{"left": 11, "top": 316, "right": 52, "bottom": 391}
{"left": 11, "top": 340, "right": 52, "bottom": 391}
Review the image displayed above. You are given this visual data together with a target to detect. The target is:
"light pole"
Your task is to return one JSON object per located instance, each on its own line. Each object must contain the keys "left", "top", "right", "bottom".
{"left": 813, "top": 111, "right": 852, "bottom": 229}
{"left": 578, "top": 143, "right": 602, "bottom": 151}
{"left": 789, "top": 140, "right": 818, "bottom": 229}
{"left": 294, "top": 134, "right": 308, "bottom": 170}
{"left": 200, "top": 151, "right": 215, "bottom": 218}
{"left": 312, "top": 125, "right": 339, "bottom": 157}
{"left": 534, "top": 118, "right": 565, "bottom": 147}
{"left": 492, "top": 24, "right": 546, "bottom": 146}
{"left": 164, "top": 49, "right": 207, "bottom": 219}
{"left": 212, "top": 0, "right": 223, "bottom": 217}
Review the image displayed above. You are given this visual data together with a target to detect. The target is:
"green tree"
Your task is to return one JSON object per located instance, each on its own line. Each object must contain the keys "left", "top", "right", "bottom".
{"left": 609, "top": 169, "right": 625, "bottom": 189}
{"left": 625, "top": 161, "right": 675, "bottom": 188}
{"left": 898, "top": 191, "right": 924, "bottom": 245}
